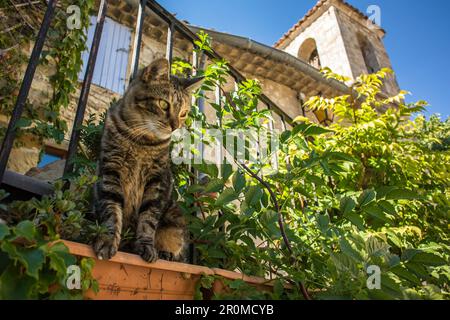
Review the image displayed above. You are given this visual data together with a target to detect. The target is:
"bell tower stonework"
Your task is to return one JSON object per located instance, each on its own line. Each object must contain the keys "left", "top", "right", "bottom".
{"left": 275, "top": 0, "right": 400, "bottom": 96}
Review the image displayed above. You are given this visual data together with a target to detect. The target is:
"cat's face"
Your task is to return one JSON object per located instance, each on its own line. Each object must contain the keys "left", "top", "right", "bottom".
{"left": 123, "top": 58, "right": 202, "bottom": 140}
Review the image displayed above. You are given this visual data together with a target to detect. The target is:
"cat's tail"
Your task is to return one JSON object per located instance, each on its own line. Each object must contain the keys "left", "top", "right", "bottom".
{"left": 155, "top": 202, "right": 187, "bottom": 262}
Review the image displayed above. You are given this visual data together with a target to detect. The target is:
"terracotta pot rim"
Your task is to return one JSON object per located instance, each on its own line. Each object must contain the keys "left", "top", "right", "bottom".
{"left": 62, "top": 240, "right": 283, "bottom": 287}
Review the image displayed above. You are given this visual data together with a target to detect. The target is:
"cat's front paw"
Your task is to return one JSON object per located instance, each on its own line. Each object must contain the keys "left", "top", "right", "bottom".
{"left": 93, "top": 234, "right": 119, "bottom": 260}
{"left": 135, "top": 240, "right": 159, "bottom": 263}
{"left": 158, "top": 251, "right": 175, "bottom": 261}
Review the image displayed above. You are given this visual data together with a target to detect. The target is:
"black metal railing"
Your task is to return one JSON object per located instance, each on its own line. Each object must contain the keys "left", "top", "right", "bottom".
{"left": 0, "top": 0, "right": 299, "bottom": 268}
{"left": 0, "top": 0, "right": 57, "bottom": 181}
{"left": 0, "top": 0, "right": 293, "bottom": 187}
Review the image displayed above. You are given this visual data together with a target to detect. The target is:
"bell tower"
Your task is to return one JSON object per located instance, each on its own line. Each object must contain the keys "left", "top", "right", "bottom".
{"left": 275, "top": 0, "right": 400, "bottom": 96}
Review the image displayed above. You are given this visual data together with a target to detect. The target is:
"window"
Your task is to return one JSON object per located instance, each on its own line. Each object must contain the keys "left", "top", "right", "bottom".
{"left": 298, "top": 38, "right": 321, "bottom": 69}
{"left": 37, "top": 146, "right": 67, "bottom": 168}
{"left": 79, "top": 16, "right": 132, "bottom": 95}
{"left": 308, "top": 49, "right": 321, "bottom": 69}
{"left": 358, "top": 35, "right": 380, "bottom": 74}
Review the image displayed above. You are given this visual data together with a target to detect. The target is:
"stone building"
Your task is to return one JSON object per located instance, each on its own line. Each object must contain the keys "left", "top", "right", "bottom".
{"left": 2, "top": 0, "right": 399, "bottom": 178}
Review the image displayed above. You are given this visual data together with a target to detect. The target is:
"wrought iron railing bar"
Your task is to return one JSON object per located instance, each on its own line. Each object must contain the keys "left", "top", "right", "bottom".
{"left": 267, "top": 115, "right": 279, "bottom": 172}
{"left": 0, "top": 0, "right": 57, "bottom": 183}
{"left": 63, "top": 0, "right": 108, "bottom": 179}
{"left": 165, "top": 22, "right": 174, "bottom": 66}
{"left": 215, "top": 84, "right": 223, "bottom": 178}
{"left": 196, "top": 53, "right": 206, "bottom": 170}
{"left": 279, "top": 115, "right": 292, "bottom": 171}
{"left": 187, "top": 49, "right": 197, "bottom": 265}
{"left": 146, "top": 0, "right": 293, "bottom": 125}
{"left": 280, "top": 115, "right": 287, "bottom": 132}
{"left": 130, "top": 0, "right": 147, "bottom": 81}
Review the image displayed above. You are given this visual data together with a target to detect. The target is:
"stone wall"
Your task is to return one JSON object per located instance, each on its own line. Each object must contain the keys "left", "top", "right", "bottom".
{"left": 5, "top": 16, "right": 314, "bottom": 176}
{"left": 4, "top": 39, "right": 120, "bottom": 174}
{"left": 334, "top": 8, "right": 400, "bottom": 96}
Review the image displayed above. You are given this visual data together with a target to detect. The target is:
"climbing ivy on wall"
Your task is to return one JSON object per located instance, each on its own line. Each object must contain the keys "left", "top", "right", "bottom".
{"left": 0, "top": 0, "right": 94, "bottom": 151}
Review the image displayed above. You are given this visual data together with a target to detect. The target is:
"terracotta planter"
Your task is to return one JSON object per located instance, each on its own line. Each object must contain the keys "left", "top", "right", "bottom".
{"left": 63, "top": 241, "right": 276, "bottom": 300}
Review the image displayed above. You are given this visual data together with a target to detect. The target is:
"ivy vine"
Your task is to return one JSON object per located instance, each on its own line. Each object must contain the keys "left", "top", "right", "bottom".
{"left": 1, "top": 0, "right": 94, "bottom": 155}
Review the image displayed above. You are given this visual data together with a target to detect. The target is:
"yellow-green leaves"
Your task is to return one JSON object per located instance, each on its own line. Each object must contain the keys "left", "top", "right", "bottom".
{"left": 194, "top": 30, "right": 213, "bottom": 53}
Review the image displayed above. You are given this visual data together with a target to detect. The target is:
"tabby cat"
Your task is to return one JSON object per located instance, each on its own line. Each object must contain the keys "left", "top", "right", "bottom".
{"left": 93, "top": 58, "right": 202, "bottom": 262}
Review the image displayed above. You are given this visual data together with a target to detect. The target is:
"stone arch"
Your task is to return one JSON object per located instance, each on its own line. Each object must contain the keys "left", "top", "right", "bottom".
{"left": 357, "top": 34, "right": 380, "bottom": 74}
{"left": 298, "top": 38, "right": 321, "bottom": 69}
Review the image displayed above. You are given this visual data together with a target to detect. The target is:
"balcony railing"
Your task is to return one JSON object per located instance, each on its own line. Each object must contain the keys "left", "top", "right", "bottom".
{"left": 0, "top": 0, "right": 302, "bottom": 271}
{"left": 0, "top": 0, "right": 294, "bottom": 189}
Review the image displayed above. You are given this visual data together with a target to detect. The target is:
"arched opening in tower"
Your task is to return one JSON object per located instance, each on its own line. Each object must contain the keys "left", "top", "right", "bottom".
{"left": 357, "top": 34, "right": 380, "bottom": 74}
{"left": 298, "top": 38, "right": 321, "bottom": 69}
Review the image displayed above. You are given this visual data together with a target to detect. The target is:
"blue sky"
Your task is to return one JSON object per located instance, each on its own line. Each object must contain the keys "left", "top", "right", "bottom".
{"left": 158, "top": 0, "right": 450, "bottom": 118}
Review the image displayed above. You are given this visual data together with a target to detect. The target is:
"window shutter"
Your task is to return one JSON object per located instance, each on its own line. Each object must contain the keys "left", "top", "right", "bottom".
{"left": 79, "top": 17, "right": 131, "bottom": 95}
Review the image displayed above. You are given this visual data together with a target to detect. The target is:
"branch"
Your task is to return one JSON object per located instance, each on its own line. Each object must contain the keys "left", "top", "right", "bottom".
{"left": 0, "top": 44, "right": 19, "bottom": 56}
{"left": 8, "top": 0, "right": 36, "bottom": 32}
{"left": 1, "top": 22, "right": 24, "bottom": 34}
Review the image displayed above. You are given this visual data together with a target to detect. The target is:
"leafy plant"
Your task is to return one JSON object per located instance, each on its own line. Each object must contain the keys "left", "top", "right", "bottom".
{"left": 0, "top": 216, "right": 98, "bottom": 299}
{"left": 1, "top": 30, "right": 448, "bottom": 300}
{"left": 175, "top": 33, "right": 450, "bottom": 300}
{"left": 1, "top": 0, "right": 94, "bottom": 156}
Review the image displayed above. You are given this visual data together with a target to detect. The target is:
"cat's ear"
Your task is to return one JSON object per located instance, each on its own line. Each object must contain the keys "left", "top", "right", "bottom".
{"left": 142, "top": 58, "right": 170, "bottom": 83}
{"left": 178, "top": 76, "right": 204, "bottom": 93}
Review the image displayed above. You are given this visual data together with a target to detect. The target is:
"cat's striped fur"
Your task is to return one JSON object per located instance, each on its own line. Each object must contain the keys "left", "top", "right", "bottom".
{"left": 93, "top": 58, "right": 201, "bottom": 262}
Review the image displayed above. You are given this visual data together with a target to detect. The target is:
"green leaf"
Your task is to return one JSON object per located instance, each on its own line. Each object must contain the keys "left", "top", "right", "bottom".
{"left": 358, "top": 190, "right": 376, "bottom": 207}
{"left": 365, "top": 236, "right": 389, "bottom": 257}
{"left": 232, "top": 171, "right": 246, "bottom": 193}
{"left": 344, "top": 212, "right": 365, "bottom": 230}
{"left": 378, "top": 200, "right": 397, "bottom": 216}
{"left": 375, "top": 186, "right": 398, "bottom": 199}
{"left": 294, "top": 123, "right": 333, "bottom": 137}
{"left": 303, "top": 125, "right": 333, "bottom": 136}
{"left": 340, "top": 238, "right": 363, "bottom": 262}
{"left": 228, "top": 279, "right": 247, "bottom": 290}
{"left": 327, "top": 152, "right": 357, "bottom": 163}
{"left": 317, "top": 214, "right": 330, "bottom": 233}
{"left": 380, "top": 274, "right": 403, "bottom": 299}
{"left": 48, "top": 252, "right": 67, "bottom": 278}
{"left": 186, "top": 184, "right": 204, "bottom": 194}
{"left": 14, "top": 118, "right": 32, "bottom": 129}
{"left": 221, "top": 163, "right": 233, "bottom": 181}
{"left": 405, "top": 262, "right": 429, "bottom": 279}
{"left": 207, "top": 247, "right": 227, "bottom": 259}
{"left": 340, "top": 197, "right": 356, "bottom": 215}
{"left": 386, "top": 231, "right": 403, "bottom": 248}
{"left": 193, "top": 163, "right": 218, "bottom": 179}
{"left": 215, "top": 188, "right": 238, "bottom": 206}
{"left": 0, "top": 224, "right": 10, "bottom": 240}
{"left": 1, "top": 242, "right": 45, "bottom": 279}
{"left": 245, "top": 185, "right": 264, "bottom": 207}
{"left": 0, "top": 265, "right": 37, "bottom": 299}
{"left": 48, "top": 241, "right": 77, "bottom": 267}
{"left": 390, "top": 265, "right": 421, "bottom": 286}
{"left": 410, "top": 252, "right": 446, "bottom": 266}
{"left": 385, "top": 189, "right": 420, "bottom": 200}
{"left": 19, "top": 248, "right": 46, "bottom": 279}
{"left": 330, "top": 252, "right": 358, "bottom": 275}
{"left": 203, "top": 179, "right": 224, "bottom": 193}
{"left": 14, "top": 221, "right": 37, "bottom": 242}
{"left": 364, "top": 204, "right": 393, "bottom": 223}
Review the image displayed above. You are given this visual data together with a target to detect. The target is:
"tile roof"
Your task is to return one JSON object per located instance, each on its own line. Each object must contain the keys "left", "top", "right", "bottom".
{"left": 274, "top": 0, "right": 385, "bottom": 48}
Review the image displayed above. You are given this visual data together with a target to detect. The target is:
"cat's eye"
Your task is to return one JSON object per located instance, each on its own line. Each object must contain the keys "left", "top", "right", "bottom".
{"left": 158, "top": 100, "right": 170, "bottom": 110}
{"left": 179, "top": 110, "right": 188, "bottom": 118}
